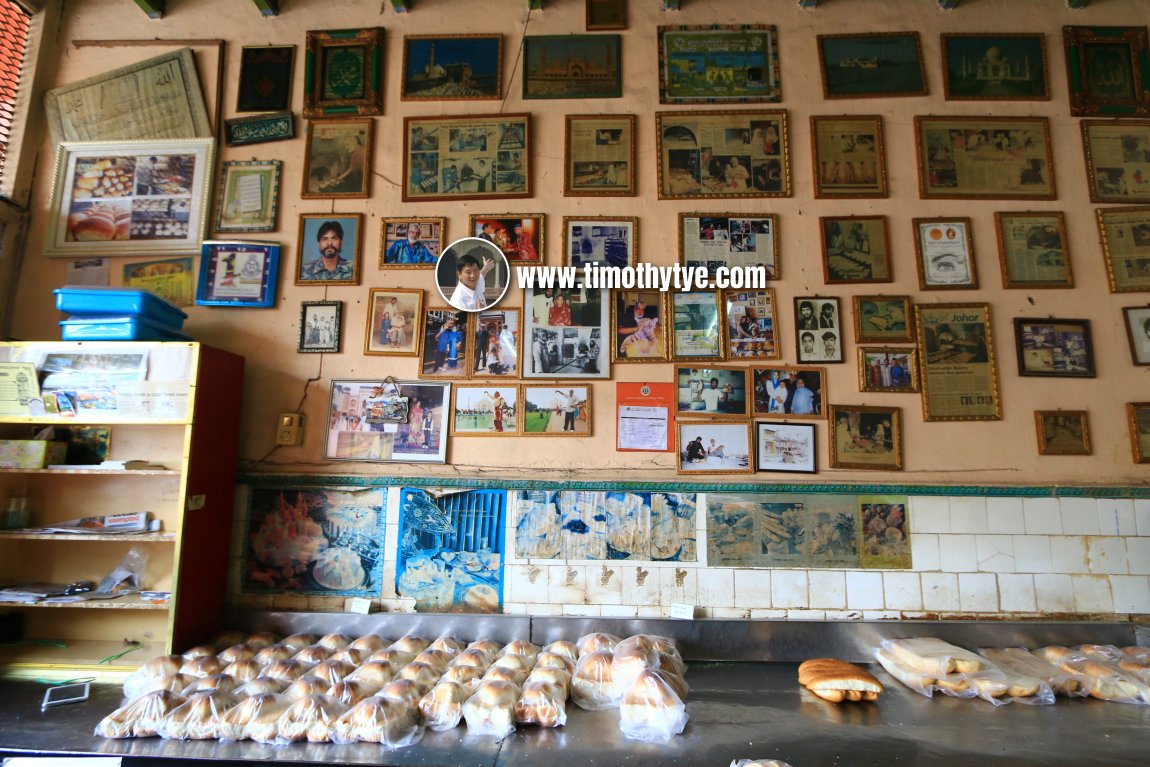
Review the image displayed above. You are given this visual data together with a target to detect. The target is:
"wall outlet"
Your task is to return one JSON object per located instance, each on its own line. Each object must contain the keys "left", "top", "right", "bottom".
{"left": 276, "top": 413, "right": 304, "bottom": 446}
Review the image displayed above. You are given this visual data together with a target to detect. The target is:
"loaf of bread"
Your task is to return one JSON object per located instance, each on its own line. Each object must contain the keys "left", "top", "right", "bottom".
{"left": 979, "top": 648, "right": 1083, "bottom": 696}
{"left": 500, "top": 639, "right": 541, "bottom": 660}
{"left": 1075, "top": 660, "right": 1150, "bottom": 703}
{"left": 244, "top": 632, "right": 279, "bottom": 651}
{"left": 263, "top": 659, "right": 310, "bottom": 683}
{"left": 283, "top": 675, "right": 330, "bottom": 701}
{"left": 325, "top": 680, "right": 374, "bottom": 706}
{"left": 572, "top": 649, "right": 620, "bottom": 710}
{"left": 429, "top": 635, "right": 466, "bottom": 656}
{"left": 218, "top": 644, "right": 255, "bottom": 664}
{"left": 252, "top": 644, "right": 294, "bottom": 665}
{"left": 441, "top": 663, "right": 484, "bottom": 694}
{"left": 345, "top": 660, "right": 395, "bottom": 690}
{"left": 884, "top": 638, "right": 985, "bottom": 676}
{"left": 412, "top": 648, "right": 452, "bottom": 673}
{"left": 157, "top": 690, "right": 238, "bottom": 740}
{"left": 462, "top": 679, "right": 520, "bottom": 737}
{"left": 797, "top": 658, "right": 883, "bottom": 703}
{"left": 419, "top": 681, "right": 469, "bottom": 731}
{"left": 536, "top": 651, "right": 575, "bottom": 674}
{"left": 182, "top": 673, "right": 240, "bottom": 698}
{"left": 875, "top": 647, "right": 964, "bottom": 698}
{"left": 378, "top": 678, "right": 425, "bottom": 706}
{"left": 276, "top": 693, "right": 348, "bottom": 743}
{"left": 577, "top": 632, "right": 622, "bottom": 657}
{"left": 390, "top": 635, "right": 431, "bottom": 655}
{"left": 396, "top": 661, "right": 441, "bottom": 693}
{"left": 466, "top": 638, "right": 503, "bottom": 660}
{"left": 484, "top": 665, "right": 530, "bottom": 687}
{"left": 491, "top": 652, "right": 535, "bottom": 674}
{"left": 216, "top": 692, "right": 287, "bottom": 741}
{"left": 329, "top": 648, "right": 365, "bottom": 667}
{"left": 222, "top": 660, "right": 262, "bottom": 683}
{"left": 347, "top": 634, "right": 386, "bottom": 653}
{"left": 451, "top": 647, "right": 494, "bottom": 672}
{"left": 619, "top": 669, "right": 688, "bottom": 743}
{"left": 180, "top": 656, "right": 224, "bottom": 678}
{"left": 525, "top": 666, "right": 572, "bottom": 698}
{"left": 280, "top": 633, "right": 316, "bottom": 652}
{"left": 515, "top": 679, "right": 567, "bottom": 728}
{"left": 293, "top": 644, "right": 332, "bottom": 665}
{"left": 542, "top": 640, "right": 578, "bottom": 663}
{"left": 96, "top": 690, "right": 185, "bottom": 739}
{"left": 234, "top": 676, "right": 287, "bottom": 698}
{"left": 333, "top": 696, "right": 424, "bottom": 746}
{"left": 316, "top": 633, "right": 351, "bottom": 651}
{"left": 309, "top": 659, "right": 354, "bottom": 687}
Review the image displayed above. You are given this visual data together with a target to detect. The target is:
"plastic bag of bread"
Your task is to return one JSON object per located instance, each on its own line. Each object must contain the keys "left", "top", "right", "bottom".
{"left": 619, "top": 669, "right": 688, "bottom": 743}
{"left": 798, "top": 658, "right": 883, "bottom": 703}
{"left": 316, "top": 633, "right": 351, "bottom": 651}
{"left": 123, "top": 655, "right": 185, "bottom": 699}
{"left": 326, "top": 680, "right": 374, "bottom": 707}
{"left": 293, "top": 644, "right": 332, "bottom": 665}
{"left": 492, "top": 652, "right": 535, "bottom": 673}
{"left": 1120, "top": 646, "right": 1150, "bottom": 665}
{"left": 252, "top": 644, "right": 295, "bottom": 666}
{"left": 525, "top": 667, "right": 572, "bottom": 698}
{"left": 452, "top": 648, "right": 493, "bottom": 672}
{"left": 397, "top": 661, "right": 441, "bottom": 693}
{"left": 310, "top": 659, "right": 355, "bottom": 687}
{"left": 442, "top": 664, "right": 484, "bottom": 694}
{"left": 612, "top": 635, "right": 660, "bottom": 689}
{"left": 218, "top": 644, "right": 255, "bottom": 664}
{"left": 576, "top": 632, "right": 621, "bottom": 657}
{"left": 378, "top": 678, "right": 426, "bottom": 706}
{"left": 978, "top": 648, "right": 1087, "bottom": 697}
{"left": 333, "top": 695, "right": 424, "bottom": 747}
{"left": 535, "top": 651, "right": 575, "bottom": 674}
{"left": 882, "top": 638, "right": 986, "bottom": 677}
{"left": 182, "top": 673, "right": 240, "bottom": 698}
{"left": 216, "top": 692, "right": 288, "bottom": 741}
{"left": 500, "top": 639, "right": 541, "bottom": 660}
{"left": 222, "top": 660, "right": 262, "bottom": 683}
{"left": 134, "top": 673, "right": 196, "bottom": 700}
{"left": 968, "top": 656, "right": 1053, "bottom": 706}
{"left": 369, "top": 648, "right": 416, "bottom": 667}
{"left": 653, "top": 668, "right": 689, "bottom": 701}
{"left": 157, "top": 690, "right": 238, "bottom": 740}
{"left": 263, "top": 659, "right": 310, "bottom": 683}
{"left": 484, "top": 665, "right": 530, "bottom": 687}
{"left": 182, "top": 644, "right": 216, "bottom": 660}
{"left": 543, "top": 640, "right": 578, "bottom": 663}
{"left": 1036, "top": 647, "right": 1150, "bottom": 704}
{"left": 329, "top": 648, "right": 365, "bottom": 667}
{"left": 875, "top": 647, "right": 976, "bottom": 700}
{"left": 95, "top": 690, "right": 185, "bottom": 738}
{"left": 234, "top": 676, "right": 287, "bottom": 698}
{"left": 276, "top": 693, "right": 349, "bottom": 743}
{"left": 281, "top": 633, "right": 316, "bottom": 652}
{"left": 244, "top": 631, "right": 279, "bottom": 651}
{"left": 515, "top": 679, "right": 567, "bottom": 728}
{"left": 211, "top": 630, "right": 245, "bottom": 650}
{"left": 179, "top": 656, "right": 224, "bottom": 678}
{"left": 419, "top": 681, "right": 469, "bottom": 731}
{"left": 348, "top": 634, "right": 386, "bottom": 653}
{"left": 1076, "top": 646, "right": 1150, "bottom": 684}
{"left": 429, "top": 635, "right": 466, "bottom": 656}
{"left": 572, "top": 650, "right": 620, "bottom": 710}
{"left": 466, "top": 638, "right": 503, "bottom": 660}
{"left": 345, "top": 660, "right": 395, "bottom": 690}
{"left": 390, "top": 634, "right": 430, "bottom": 655}
{"left": 462, "top": 679, "right": 520, "bottom": 738}
{"left": 284, "top": 675, "right": 331, "bottom": 701}
{"left": 412, "top": 648, "right": 452, "bottom": 673}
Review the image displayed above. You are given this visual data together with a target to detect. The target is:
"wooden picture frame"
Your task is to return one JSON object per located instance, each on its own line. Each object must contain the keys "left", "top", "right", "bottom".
{"left": 612, "top": 290, "right": 669, "bottom": 363}
{"left": 469, "top": 214, "right": 544, "bottom": 264}
{"left": 471, "top": 307, "right": 522, "bottom": 379}
{"left": 671, "top": 290, "right": 725, "bottom": 362}
{"left": 829, "top": 404, "right": 903, "bottom": 471}
{"left": 656, "top": 110, "right": 790, "bottom": 199}
{"left": 522, "top": 385, "right": 591, "bottom": 436}
{"left": 1014, "top": 318, "right": 1096, "bottom": 378}
{"left": 995, "top": 211, "right": 1073, "bottom": 289}
{"left": 403, "top": 114, "right": 530, "bottom": 202}
{"left": 858, "top": 346, "right": 919, "bottom": 393}
{"left": 817, "top": 32, "right": 927, "bottom": 99}
{"left": 676, "top": 422, "right": 754, "bottom": 475}
{"left": 915, "top": 302, "right": 1002, "bottom": 422}
{"left": 1035, "top": 411, "right": 1091, "bottom": 456}
{"left": 586, "top": 0, "right": 626, "bottom": 31}
{"left": 451, "top": 385, "right": 520, "bottom": 436}
{"left": 794, "top": 297, "right": 843, "bottom": 364}
{"left": 380, "top": 217, "right": 445, "bottom": 268}
{"left": 296, "top": 213, "right": 362, "bottom": 285}
{"left": 1064, "top": 25, "right": 1150, "bottom": 117}
{"left": 941, "top": 33, "right": 1049, "bottom": 101}
{"left": 854, "top": 295, "right": 913, "bottom": 343}
{"left": 1082, "top": 120, "right": 1150, "bottom": 204}
{"left": 364, "top": 288, "right": 424, "bottom": 357}
{"left": 913, "top": 217, "right": 978, "bottom": 290}
{"left": 524, "top": 35, "right": 621, "bottom": 99}
{"left": 679, "top": 212, "right": 779, "bottom": 279}
{"left": 658, "top": 25, "right": 781, "bottom": 104}
{"left": 820, "top": 215, "right": 892, "bottom": 284}
{"left": 564, "top": 114, "right": 637, "bottom": 197}
{"left": 401, "top": 35, "right": 502, "bottom": 101}
{"left": 914, "top": 116, "right": 1056, "bottom": 200}
{"left": 237, "top": 44, "right": 295, "bottom": 113}
{"left": 298, "top": 301, "right": 341, "bottom": 353}
{"left": 810, "top": 115, "right": 888, "bottom": 198}
{"left": 324, "top": 379, "right": 450, "bottom": 464}
{"left": 419, "top": 307, "right": 469, "bottom": 379}
{"left": 1123, "top": 305, "right": 1150, "bottom": 366}
{"left": 724, "top": 288, "right": 779, "bottom": 361}
{"left": 1096, "top": 206, "right": 1150, "bottom": 293}
{"left": 756, "top": 421, "right": 817, "bottom": 474}
{"left": 675, "top": 365, "right": 750, "bottom": 420}
{"left": 215, "top": 159, "right": 281, "bottom": 234}
{"left": 1128, "top": 402, "right": 1150, "bottom": 463}
{"left": 44, "top": 138, "right": 214, "bottom": 258}
{"left": 302, "top": 118, "right": 372, "bottom": 199}
{"left": 303, "top": 27, "right": 384, "bottom": 118}
{"left": 522, "top": 286, "right": 610, "bottom": 379}
{"left": 752, "top": 366, "right": 827, "bottom": 419}
{"left": 564, "top": 216, "right": 638, "bottom": 269}
{"left": 196, "top": 240, "right": 279, "bottom": 308}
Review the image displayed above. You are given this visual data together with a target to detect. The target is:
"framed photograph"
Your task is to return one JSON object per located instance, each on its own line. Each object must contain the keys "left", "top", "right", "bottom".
{"left": 196, "top": 240, "right": 279, "bottom": 308}
{"left": 564, "top": 114, "right": 637, "bottom": 196}
{"left": 469, "top": 214, "right": 543, "bottom": 264}
{"left": 472, "top": 307, "right": 522, "bottom": 378}
{"left": 364, "top": 288, "right": 424, "bottom": 357}
{"left": 1064, "top": 25, "right": 1150, "bottom": 116}
{"left": 675, "top": 365, "right": 750, "bottom": 419}
{"left": 524, "top": 35, "right": 621, "bottom": 99}
{"left": 656, "top": 110, "right": 790, "bottom": 199}
{"left": 658, "top": 25, "right": 780, "bottom": 104}
{"left": 214, "top": 159, "right": 281, "bottom": 234}
{"left": 1082, "top": 120, "right": 1150, "bottom": 203}
{"left": 296, "top": 213, "right": 362, "bottom": 285}
{"left": 1096, "top": 206, "right": 1150, "bottom": 293}
{"left": 523, "top": 286, "right": 610, "bottom": 378}
{"left": 451, "top": 385, "right": 520, "bottom": 436}
{"left": 237, "top": 45, "right": 295, "bottom": 113}
{"left": 820, "top": 215, "right": 892, "bottom": 284}
{"left": 302, "top": 119, "right": 372, "bottom": 199}
{"left": 380, "top": 217, "right": 445, "bottom": 268}
{"left": 402, "top": 34, "right": 502, "bottom": 100}
{"left": 679, "top": 212, "right": 778, "bottom": 279}
{"left": 756, "top": 421, "right": 816, "bottom": 474}
{"left": 564, "top": 216, "right": 637, "bottom": 269}
{"left": 435, "top": 238, "right": 511, "bottom": 312}
{"left": 854, "top": 295, "right": 913, "bottom": 343}
{"left": 587, "top": 0, "right": 626, "bottom": 31}
{"left": 941, "top": 33, "right": 1049, "bottom": 100}
{"left": 913, "top": 217, "right": 978, "bottom": 290}
{"left": 403, "top": 114, "right": 530, "bottom": 202}
{"left": 324, "top": 380, "right": 450, "bottom": 463}
{"left": 613, "top": 290, "right": 668, "bottom": 363}
{"left": 44, "top": 138, "right": 214, "bottom": 258}
{"left": 1014, "top": 318, "right": 1095, "bottom": 378}
{"left": 676, "top": 422, "right": 754, "bottom": 475}
{"left": 794, "top": 297, "right": 843, "bottom": 364}
{"left": 1128, "top": 402, "right": 1150, "bottom": 463}
{"left": 298, "top": 301, "right": 342, "bottom": 353}
{"left": 724, "top": 289, "right": 779, "bottom": 360}
{"left": 420, "top": 307, "right": 469, "bottom": 379}
{"left": 915, "top": 116, "right": 1055, "bottom": 200}
{"left": 303, "top": 27, "right": 384, "bottom": 118}
{"left": 752, "top": 366, "right": 826, "bottom": 419}
{"left": 995, "top": 211, "right": 1073, "bottom": 289}
{"left": 523, "top": 385, "right": 591, "bottom": 436}
{"left": 1035, "top": 411, "right": 1091, "bottom": 456}
{"left": 858, "top": 347, "right": 918, "bottom": 393}
{"left": 915, "top": 303, "right": 1002, "bottom": 422}
{"left": 224, "top": 112, "right": 294, "bottom": 147}
{"left": 671, "top": 290, "right": 724, "bottom": 361}
{"left": 817, "top": 32, "right": 926, "bottom": 99}
{"left": 810, "top": 115, "right": 888, "bottom": 198}
{"left": 829, "top": 405, "right": 903, "bottom": 471}
{"left": 1123, "top": 305, "right": 1150, "bottom": 365}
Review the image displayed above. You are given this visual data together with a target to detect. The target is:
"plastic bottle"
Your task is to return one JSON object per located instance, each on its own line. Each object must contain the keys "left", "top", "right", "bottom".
{"left": 4, "top": 489, "right": 29, "bottom": 530}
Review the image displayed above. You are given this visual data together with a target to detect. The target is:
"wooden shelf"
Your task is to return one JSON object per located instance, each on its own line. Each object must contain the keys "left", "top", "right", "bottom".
{"left": 0, "top": 531, "right": 175, "bottom": 542}
{"left": 0, "top": 468, "right": 179, "bottom": 476}
{"left": 0, "top": 638, "right": 164, "bottom": 674}
{"left": 0, "top": 416, "right": 189, "bottom": 426}
{"left": 0, "top": 594, "right": 170, "bottom": 610}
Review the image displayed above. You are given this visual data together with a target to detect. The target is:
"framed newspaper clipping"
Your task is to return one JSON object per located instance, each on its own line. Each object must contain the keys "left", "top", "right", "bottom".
{"left": 1081, "top": 120, "right": 1150, "bottom": 204}
{"left": 914, "top": 302, "right": 1002, "bottom": 422}
{"left": 914, "top": 116, "right": 1055, "bottom": 200}
{"left": 1096, "top": 206, "right": 1150, "bottom": 293}
{"left": 656, "top": 110, "right": 790, "bottom": 199}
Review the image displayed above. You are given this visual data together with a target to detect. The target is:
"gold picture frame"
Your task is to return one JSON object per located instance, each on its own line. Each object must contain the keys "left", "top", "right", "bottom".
{"left": 1128, "top": 402, "right": 1150, "bottom": 463}
{"left": 914, "top": 115, "right": 1056, "bottom": 200}
{"left": 810, "top": 115, "right": 888, "bottom": 198}
{"left": 403, "top": 113, "right": 531, "bottom": 202}
{"left": 1081, "top": 120, "right": 1150, "bottom": 204}
{"left": 724, "top": 288, "right": 780, "bottom": 361}
{"left": 564, "top": 114, "right": 637, "bottom": 197}
{"left": 522, "top": 385, "right": 592, "bottom": 437}
{"left": 853, "top": 295, "right": 913, "bottom": 343}
{"left": 450, "top": 385, "right": 521, "bottom": 437}
{"left": 563, "top": 216, "right": 638, "bottom": 269}
{"left": 656, "top": 110, "right": 790, "bottom": 199}
{"left": 914, "top": 302, "right": 1002, "bottom": 422}
{"left": 679, "top": 212, "right": 780, "bottom": 280}
{"left": 379, "top": 217, "right": 446, "bottom": 269}
{"left": 469, "top": 307, "right": 523, "bottom": 380}
{"left": 828, "top": 404, "right": 903, "bottom": 471}
{"left": 1096, "top": 206, "right": 1150, "bottom": 293}
{"left": 363, "top": 288, "right": 424, "bottom": 357}
{"left": 674, "top": 365, "right": 751, "bottom": 420}
{"left": 1035, "top": 411, "right": 1091, "bottom": 456}
{"left": 913, "top": 217, "right": 978, "bottom": 291}
{"left": 612, "top": 290, "right": 669, "bottom": 363}
{"left": 301, "top": 118, "right": 372, "bottom": 199}
{"left": 675, "top": 422, "right": 754, "bottom": 475}
{"left": 858, "top": 346, "right": 919, "bottom": 393}
{"left": 994, "top": 211, "right": 1073, "bottom": 289}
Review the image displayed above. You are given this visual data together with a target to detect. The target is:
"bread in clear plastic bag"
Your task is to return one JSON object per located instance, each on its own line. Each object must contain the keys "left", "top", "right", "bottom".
{"left": 310, "top": 659, "right": 355, "bottom": 687}
{"left": 429, "top": 635, "right": 466, "bottom": 656}
{"left": 1037, "top": 651, "right": 1150, "bottom": 704}
{"left": 978, "top": 648, "right": 1087, "bottom": 697}
{"left": 276, "top": 693, "right": 349, "bottom": 743}
{"left": 346, "top": 659, "right": 396, "bottom": 690}
{"left": 348, "top": 634, "right": 386, "bottom": 653}
{"left": 441, "top": 663, "right": 484, "bottom": 694}
{"left": 211, "top": 630, "right": 246, "bottom": 650}
{"left": 396, "top": 661, "right": 441, "bottom": 693}
{"left": 419, "top": 680, "right": 469, "bottom": 731}
{"left": 500, "top": 639, "right": 541, "bottom": 660}
{"left": 222, "top": 660, "right": 262, "bottom": 683}
{"left": 244, "top": 631, "right": 279, "bottom": 650}
{"left": 883, "top": 637, "right": 986, "bottom": 676}
{"left": 653, "top": 668, "right": 689, "bottom": 701}
{"left": 378, "top": 678, "right": 426, "bottom": 706}
{"left": 542, "top": 640, "right": 578, "bottom": 663}
{"left": 252, "top": 643, "right": 294, "bottom": 665}
{"left": 216, "top": 692, "right": 288, "bottom": 741}
{"left": 612, "top": 635, "right": 660, "bottom": 689}
{"left": 157, "top": 690, "right": 238, "bottom": 740}
{"left": 122, "top": 654, "right": 183, "bottom": 699}
{"left": 451, "top": 647, "right": 493, "bottom": 672}
{"left": 182, "top": 644, "right": 216, "bottom": 660}
{"left": 390, "top": 634, "right": 431, "bottom": 655}
{"left": 217, "top": 644, "right": 255, "bottom": 664}
{"left": 968, "top": 654, "right": 1053, "bottom": 706}
{"left": 572, "top": 649, "right": 620, "bottom": 710}
{"left": 576, "top": 632, "right": 621, "bottom": 657}
{"left": 284, "top": 675, "right": 331, "bottom": 701}
{"left": 317, "top": 633, "right": 351, "bottom": 651}
{"left": 484, "top": 665, "right": 530, "bottom": 687}
{"left": 875, "top": 647, "right": 976, "bottom": 699}
{"left": 333, "top": 695, "right": 424, "bottom": 746}
{"left": 129, "top": 672, "right": 196, "bottom": 701}
{"left": 412, "top": 648, "right": 452, "bottom": 673}
{"left": 462, "top": 679, "right": 520, "bottom": 738}
{"left": 263, "top": 659, "right": 311, "bottom": 683}
{"left": 96, "top": 689, "right": 185, "bottom": 738}
{"left": 182, "top": 673, "right": 240, "bottom": 698}
{"left": 179, "top": 655, "right": 224, "bottom": 678}
{"left": 491, "top": 652, "right": 535, "bottom": 674}
{"left": 293, "top": 644, "right": 332, "bottom": 665}
{"left": 369, "top": 648, "right": 416, "bottom": 667}
{"left": 525, "top": 666, "right": 572, "bottom": 698}
{"left": 619, "top": 668, "right": 688, "bottom": 743}
{"left": 329, "top": 648, "right": 366, "bottom": 667}
{"left": 466, "top": 637, "right": 503, "bottom": 660}
{"left": 281, "top": 632, "right": 316, "bottom": 652}
{"left": 233, "top": 676, "right": 287, "bottom": 698}
{"left": 515, "top": 679, "right": 567, "bottom": 728}
{"left": 535, "top": 651, "right": 575, "bottom": 674}
{"left": 325, "top": 680, "right": 374, "bottom": 706}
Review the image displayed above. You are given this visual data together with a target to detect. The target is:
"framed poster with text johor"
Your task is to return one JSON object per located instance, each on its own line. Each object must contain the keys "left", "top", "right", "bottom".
{"left": 915, "top": 302, "right": 1002, "bottom": 422}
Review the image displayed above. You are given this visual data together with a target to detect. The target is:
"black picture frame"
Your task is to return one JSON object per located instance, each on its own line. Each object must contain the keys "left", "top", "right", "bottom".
{"left": 1014, "top": 317, "right": 1096, "bottom": 378}
{"left": 298, "top": 301, "right": 342, "bottom": 353}
{"left": 237, "top": 45, "right": 296, "bottom": 113}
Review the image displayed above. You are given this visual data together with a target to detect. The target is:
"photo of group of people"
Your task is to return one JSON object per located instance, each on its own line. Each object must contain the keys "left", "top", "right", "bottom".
{"left": 753, "top": 367, "right": 826, "bottom": 418}
{"left": 420, "top": 309, "right": 468, "bottom": 378}
{"left": 676, "top": 366, "right": 749, "bottom": 418}
{"left": 404, "top": 116, "right": 528, "bottom": 201}
{"left": 726, "top": 289, "right": 778, "bottom": 359}
{"left": 794, "top": 297, "right": 843, "bottom": 363}
{"left": 524, "top": 286, "right": 609, "bottom": 378}
{"left": 681, "top": 214, "right": 779, "bottom": 277}
{"left": 471, "top": 215, "right": 542, "bottom": 264}
{"left": 324, "top": 380, "right": 450, "bottom": 464}
{"left": 677, "top": 423, "right": 752, "bottom": 474}
{"left": 830, "top": 405, "right": 902, "bottom": 470}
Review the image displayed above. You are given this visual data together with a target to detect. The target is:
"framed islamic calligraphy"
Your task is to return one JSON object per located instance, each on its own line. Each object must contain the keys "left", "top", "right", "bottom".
{"left": 1063, "top": 26, "right": 1150, "bottom": 117}
{"left": 303, "top": 28, "right": 384, "bottom": 118}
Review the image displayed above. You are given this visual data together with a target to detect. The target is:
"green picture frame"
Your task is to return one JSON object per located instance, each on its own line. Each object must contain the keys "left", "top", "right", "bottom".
{"left": 658, "top": 25, "right": 781, "bottom": 104}
{"left": 523, "top": 35, "right": 622, "bottom": 100}
{"left": 303, "top": 27, "right": 384, "bottom": 118}
{"left": 1064, "top": 25, "right": 1150, "bottom": 117}
{"left": 215, "top": 159, "right": 281, "bottom": 234}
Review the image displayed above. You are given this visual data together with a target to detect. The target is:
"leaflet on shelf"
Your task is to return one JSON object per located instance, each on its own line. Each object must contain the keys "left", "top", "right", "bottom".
{"left": 32, "top": 512, "right": 154, "bottom": 535}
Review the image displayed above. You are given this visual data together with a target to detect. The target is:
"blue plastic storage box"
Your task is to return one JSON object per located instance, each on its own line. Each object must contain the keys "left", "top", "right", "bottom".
{"left": 59, "top": 315, "right": 193, "bottom": 342}
{"left": 54, "top": 287, "right": 188, "bottom": 330}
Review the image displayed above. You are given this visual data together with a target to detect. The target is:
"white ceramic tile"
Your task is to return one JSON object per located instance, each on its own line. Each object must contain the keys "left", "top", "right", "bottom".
{"left": 908, "top": 496, "right": 950, "bottom": 533}
{"left": 921, "top": 573, "right": 960, "bottom": 612}
{"left": 949, "top": 497, "right": 988, "bottom": 534}
{"left": 845, "top": 571, "right": 884, "bottom": 610}
{"left": 1109, "top": 576, "right": 1150, "bottom": 613}
{"left": 1136, "top": 500, "right": 1150, "bottom": 536}
{"left": 618, "top": 564, "right": 661, "bottom": 607}
{"left": 910, "top": 534, "right": 940, "bottom": 572}
{"left": 1097, "top": 500, "right": 1136, "bottom": 536}
{"left": 1012, "top": 535, "right": 1053, "bottom": 573}
{"left": 787, "top": 609, "right": 826, "bottom": 620}
{"left": 938, "top": 534, "right": 978, "bottom": 572}
{"left": 771, "top": 570, "right": 809, "bottom": 609}
{"left": 711, "top": 607, "right": 753, "bottom": 619}
{"left": 882, "top": 572, "right": 923, "bottom": 611}
{"left": 862, "top": 610, "right": 901, "bottom": 620}
{"left": 733, "top": 570, "right": 772, "bottom": 608}
{"left": 1023, "top": 498, "right": 1063, "bottom": 535}
{"left": 1071, "top": 575, "right": 1113, "bottom": 613}
{"left": 1087, "top": 538, "right": 1129, "bottom": 575}
{"left": 697, "top": 568, "right": 735, "bottom": 609}
{"left": 548, "top": 564, "right": 586, "bottom": 606}
{"left": 507, "top": 564, "right": 549, "bottom": 603}
{"left": 824, "top": 610, "right": 863, "bottom": 621}
{"left": 975, "top": 534, "right": 1016, "bottom": 573}
{"left": 636, "top": 606, "right": 666, "bottom": 618}
{"left": 997, "top": 574, "right": 1037, "bottom": 613}
{"left": 585, "top": 564, "right": 623, "bottom": 605}
{"left": 1060, "top": 498, "right": 1101, "bottom": 535}
{"left": 659, "top": 566, "right": 698, "bottom": 607}
{"left": 502, "top": 603, "right": 527, "bottom": 615}
{"left": 601, "top": 604, "right": 639, "bottom": 618}
{"left": 986, "top": 497, "right": 1025, "bottom": 534}
{"left": 807, "top": 570, "right": 847, "bottom": 609}
{"left": 1034, "top": 574, "right": 1074, "bottom": 613}
{"left": 749, "top": 609, "right": 788, "bottom": 619}
{"left": 563, "top": 604, "right": 602, "bottom": 617}
{"left": 959, "top": 573, "right": 999, "bottom": 613}
{"left": 1050, "top": 537, "right": 1090, "bottom": 574}
{"left": 1126, "top": 538, "right": 1150, "bottom": 575}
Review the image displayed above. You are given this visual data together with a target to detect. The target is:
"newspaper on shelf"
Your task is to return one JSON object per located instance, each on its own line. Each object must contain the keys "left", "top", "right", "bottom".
{"left": 34, "top": 512, "right": 154, "bottom": 535}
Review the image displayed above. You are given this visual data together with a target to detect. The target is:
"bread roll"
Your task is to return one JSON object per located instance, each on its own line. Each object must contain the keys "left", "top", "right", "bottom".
{"left": 619, "top": 669, "right": 688, "bottom": 744}
{"left": 1076, "top": 660, "right": 1149, "bottom": 702}
{"left": 317, "top": 633, "right": 351, "bottom": 651}
{"left": 397, "top": 661, "right": 440, "bottom": 693}
{"left": 70, "top": 212, "right": 116, "bottom": 241}
{"left": 122, "top": 656, "right": 184, "bottom": 699}
{"left": 441, "top": 664, "right": 484, "bottom": 694}
{"left": 451, "top": 648, "right": 493, "bottom": 672}
{"left": 1033, "top": 645, "right": 1080, "bottom": 666}
{"left": 252, "top": 644, "right": 294, "bottom": 665}
{"left": 182, "top": 673, "right": 240, "bottom": 697}
{"left": 419, "top": 681, "right": 469, "bottom": 731}
{"left": 182, "top": 645, "right": 217, "bottom": 660}
{"left": 293, "top": 644, "right": 332, "bottom": 665}
{"left": 485, "top": 665, "right": 530, "bottom": 687}
{"left": 96, "top": 690, "right": 185, "bottom": 739}
{"left": 515, "top": 680, "right": 567, "bottom": 728}
{"left": 798, "top": 658, "right": 883, "bottom": 699}
{"left": 572, "top": 650, "right": 620, "bottom": 711}
{"left": 245, "top": 632, "right": 279, "bottom": 651}
{"left": 348, "top": 634, "right": 386, "bottom": 653}
{"left": 466, "top": 638, "right": 503, "bottom": 659}
{"left": 135, "top": 673, "right": 197, "bottom": 699}
{"left": 429, "top": 636, "right": 466, "bottom": 656}
{"left": 875, "top": 648, "right": 948, "bottom": 698}
{"left": 222, "top": 660, "right": 262, "bottom": 683}
{"left": 329, "top": 648, "right": 366, "bottom": 667}
{"left": 217, "top": 692, "right": 287, "bottom": 741}
{"left": 158, "top": 690, "right": 238, "bottom": 740}
{"left": 390, "top": 635, "right": 430, "bottom": 655}
{"left": 326, "top": 680, "right": 374, "bottom": 706}
{"left": 462, "top": 680, "right": 519, "bottom": 737}
{"left": 378, "top": 678, "right": 425, "bottom": 706}
{"left": 276, "top": 693, "right": 348, "bottom": 743}
{"left": 492, "top": 653, "right": 534, "bottom": 673}
{"left": 264, "top": 659, "right": 310, "bottom": 683}
{"left": 884, "top": 638, "right": 985, "bottom": 675}
{"left": 979, "top": 648, "right": 1082, "bottom": 696}
{"left": 180, "top": 656, "right": 224, "bottom": 678}
{"left": 234, "top": 676, "right": 287, "bottom": 698}
{"left": 613, "top": 636, "right": 660, "bottom": 689}
{"left": 500, "top": 640, "right": 541, "bottom": 660}
{"left": 218, "top": 644, "right": 255, "bottom": 664}
{"left": 542, "top": 640, "right": 578, "bottom": 663}
{"left": 412, "top": 648, "right": 452, "bottom": 673}
{"left": 247, "top": 694, "right": 295, "bottom": 743}
{"left": 281, "top": 633, "right": 316, "bottom": 652}
{"left": 310, "top": 659, "right": 355, "bottom": 687}
{"left": 284, "top": 675, "right": 330, "bottom": 701}
{"left": 576, "top": 632, "right": 621, "bottom": 657}
{"left": 369, "top": 648, "right": 416, "bottom": 667}
{"left": 1120, "top": 647, "right": 1150, "bottom": 665}
{"left": 536, "top": 651, "right": 575, "bottom": 674}
{"left": 653, "top": 669, "right": 689, "bottom": 701}
{"left": 333, "top": 696, "right": 424, "bottom": 746}
{"left": 345, "top": 660, "right": 396, "bottom": 691}
{"left": 525, "top": 667, "right": 572, "bottom": 698}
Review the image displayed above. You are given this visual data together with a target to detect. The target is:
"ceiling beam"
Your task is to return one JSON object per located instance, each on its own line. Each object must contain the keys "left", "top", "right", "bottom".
{"left": 249, "top": 0, "right": 278, "bottom": 15}
{"left": 132, "top": 0, "right": 165, "bottom": 18}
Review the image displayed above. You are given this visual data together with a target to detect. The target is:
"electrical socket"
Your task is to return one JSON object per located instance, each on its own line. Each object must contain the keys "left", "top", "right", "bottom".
{"left": 276, "top": 413, "right": 304, "bottom": 446}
